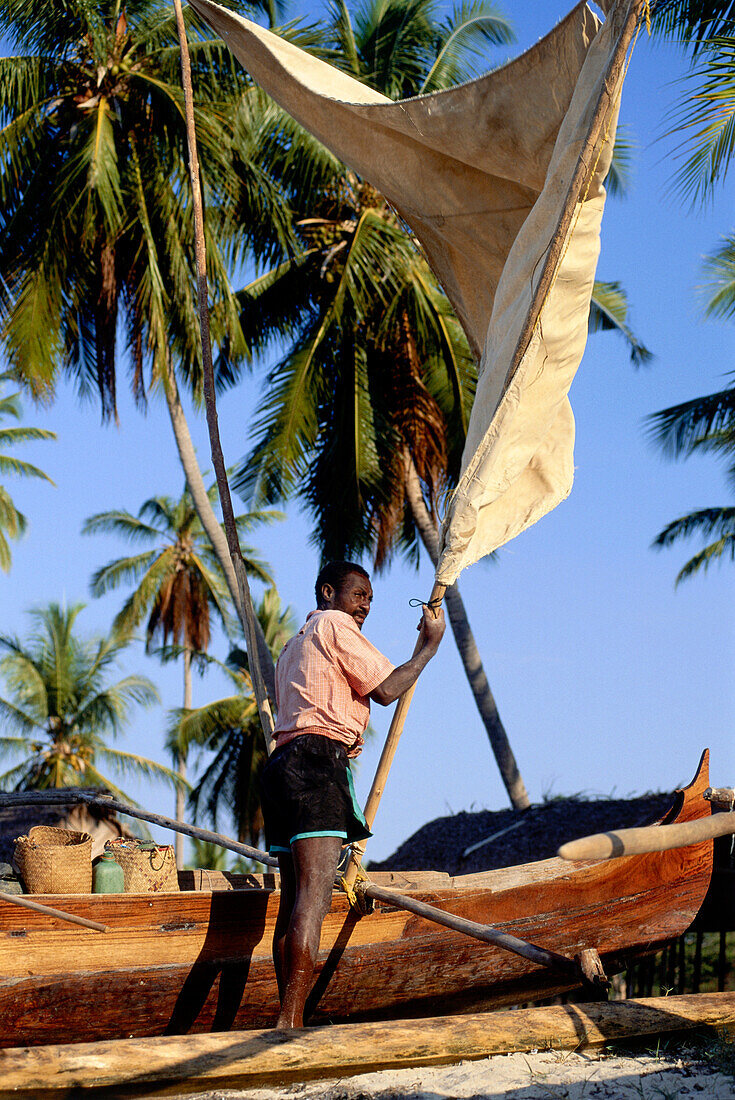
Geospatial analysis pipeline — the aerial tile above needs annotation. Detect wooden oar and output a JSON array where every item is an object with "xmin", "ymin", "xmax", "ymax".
[
  {"xmin": 343, "ymin": 580, "xmax": 447, "ymax": 887},
  {"xmin": 558, "ymin": 812, "xmax": 735, "ymax": 861},
  {"xmin": 0, "ymin": 891, "xmax": 108, "ymax": 932}
]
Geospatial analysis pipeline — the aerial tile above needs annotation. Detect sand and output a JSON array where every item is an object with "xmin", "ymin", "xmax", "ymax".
[{"xmin": 173, "ymin": 1043, "xmax": 735, "ymax": 1099}]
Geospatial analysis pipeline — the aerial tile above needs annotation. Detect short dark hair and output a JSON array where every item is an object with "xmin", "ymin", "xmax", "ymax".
[{"xmin": 315, "ymin": 561, "xmax": 370, "ymax": 608}]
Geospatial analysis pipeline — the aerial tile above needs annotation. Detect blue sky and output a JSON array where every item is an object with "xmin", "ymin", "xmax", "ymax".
[{"xmin": 1, "ymin": 1, "xmax": 733, "ymax": 862}]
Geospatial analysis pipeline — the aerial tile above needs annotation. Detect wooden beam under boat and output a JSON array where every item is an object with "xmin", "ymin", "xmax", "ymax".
[
  {"xmin": 3, "ymin": 993, "xmax": 735, "ymax": 1098},
  {"xmin": 0, "ymin": 750, "xmax": 714, "ymax": 1048}
]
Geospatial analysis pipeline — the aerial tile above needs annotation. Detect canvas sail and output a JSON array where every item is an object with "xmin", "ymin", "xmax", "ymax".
[{"xmin": 188, "ymin": 0, "xmax": 638, "ymax": 585}]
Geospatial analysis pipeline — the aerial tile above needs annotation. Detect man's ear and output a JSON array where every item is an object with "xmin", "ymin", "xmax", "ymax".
[{"xmin": 320, "ymin": 582, "xmax": 335, "ymax": 607}]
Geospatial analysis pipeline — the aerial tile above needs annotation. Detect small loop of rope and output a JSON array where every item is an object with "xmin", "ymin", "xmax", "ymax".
[
  {"xmin": 409, "ymin": 596, "xmax": 444, "ymax": 612},
  {"xmin": 339, "ymin": 864, "xmax": 372, "ymax": 915}
]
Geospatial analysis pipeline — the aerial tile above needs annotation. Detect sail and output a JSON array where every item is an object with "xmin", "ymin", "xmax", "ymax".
[{"xmin": 188, "ymin": 0, "xmax": 636, "ymax": 585}]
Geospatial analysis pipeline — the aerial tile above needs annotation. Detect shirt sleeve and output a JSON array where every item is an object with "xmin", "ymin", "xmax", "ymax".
[{"xmin": 325, "ymin": 616, "xmax": 394, "ymax": 697}]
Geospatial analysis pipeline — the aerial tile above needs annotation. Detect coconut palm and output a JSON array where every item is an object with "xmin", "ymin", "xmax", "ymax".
[
  {"xmin": 232, "ymin": 0, "xmax": 648, "ymax": 811},
  {"xmin": 648, "ymin": 5, "xmax": 735, "ymax": 579},
  {"xmin": 648, "ymin": 368, "xmax": 735, "ymax": 582},
  {"xmin": 653, "ymin": 2, "xmax": 735, "ymax": 52},
  {"xmin": 0, "ymin": 371, "xmax": 55, "ymax": 571},
  {"xmin": 649, "ymin": 234, "xmax": 735, "ymax": 580},
  {"xmin": 82, "ymin": 482, "xmax": 278, "ymax": 861},
  {"xmin": 0, "ymin": 0, "xmax": 298, "ymax": 697},
  {"xmin": 167, "ymin": 588, "xmax": 296, "ymax": 846},
  {"xmin": 0, "ymin": 602, "xmax": 175, "ymax": 799}
]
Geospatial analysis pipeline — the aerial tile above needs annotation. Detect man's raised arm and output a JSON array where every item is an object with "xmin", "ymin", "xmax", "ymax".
[{"xmin": 370, "ymin": 605, "xmax": 446, "ymax": 706}]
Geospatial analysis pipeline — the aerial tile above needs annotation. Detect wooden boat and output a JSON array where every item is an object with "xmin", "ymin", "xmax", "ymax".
[{"xmin": 0, "ymin": 751, "xmax": 713, "ymax": 1048}]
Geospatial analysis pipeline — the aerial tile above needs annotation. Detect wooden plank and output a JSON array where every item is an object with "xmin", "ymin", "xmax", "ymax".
[
  {"xmin": 180, "ymin": 869, "xmax": 452, "ymax": 892},
  {"xmin": 362, "ymin": 882, "xmax": 578, "ymax": 973},
  {"xmin": 3, "ymin": 993, "xmax": 735, "ymax": 1098},
  {"xmin": 0, "ymin": 892, "xmax": 108, "ymax": 932}
]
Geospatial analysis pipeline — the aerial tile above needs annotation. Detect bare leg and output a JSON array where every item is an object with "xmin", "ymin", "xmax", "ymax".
[
  {"xmin": 276, "ymin": 835, "xmax": 342, "ymax": 1030},
  {"xmin": 273, "ymin": 853, "xmax": 296, "ymax": 1001}
]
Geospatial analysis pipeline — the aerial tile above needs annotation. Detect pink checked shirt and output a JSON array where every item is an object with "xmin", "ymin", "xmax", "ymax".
[{"xmin": 273, "ymin": 610, "xmax": 394, "ymax": 757}]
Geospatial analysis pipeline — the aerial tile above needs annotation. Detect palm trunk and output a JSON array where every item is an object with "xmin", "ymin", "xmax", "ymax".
[
  {"xmin": 404, "ymin": 454, "xmax": 530, "ymax": 811},
  {"xmin": 172, "ymin": 0, "xmax": 275, "ymax": 751},
  {"xmin": 173, "ymin": 646, "xmax": 192, "ymax": 868},
  {"xmin": 160, "ymin": 354, "xmax": 275, "ymax": 696}
]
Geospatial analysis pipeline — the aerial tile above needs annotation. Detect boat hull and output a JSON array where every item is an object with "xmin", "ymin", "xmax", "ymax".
[{"xmin": 0, "ymin": 752, "xmax": 713, "ymax": 1046}]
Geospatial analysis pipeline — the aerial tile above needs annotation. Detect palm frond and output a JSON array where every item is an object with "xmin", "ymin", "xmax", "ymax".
[
  {"xmin": 652, "ymin": 1, "xmax": 735, "ymax": 52},
  {"xmin": 604, "ymin": 126, "xmax": 635, "ymax": 199},
  {"xmin": 422, "ymin": 1, "xmax": 515, "ymax": 92},
  {"xmin": 701, "ymin": 231, "xmax": 735, "ymax": 319},
  {"xmin": 652, "ymin": 500, "xmax": 735, "ymax": 583},
  {"xmin": 647, "ymin": 384, "xmax": 735, "ymax": 456},
  {"xmin": 663, "ymin": 36, "xmax": 735, "ymax": 204},
  {"xmin": 588, "ymin": 280, "xmax": 653, "ymax": 366}
]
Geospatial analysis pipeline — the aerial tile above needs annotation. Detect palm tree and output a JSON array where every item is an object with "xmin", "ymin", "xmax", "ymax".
[
  {"xmin": 83, "ymin": 483, "xmax": 277, "ymax": 861},
  {"xmin": 0, "ymin": 0, "xmax": 294, "ymax": 696},
  {"xmin": 0, "ymin": 371, "xmax": 55, "ymax": 571},
  {"xmin": 649, "ymin": 236, "xmax": 735, "ymax": 580},
  {"xmin": 0, "ymin": 602, "xmax": 175, "ymax": 799},
  {"xmin": 648, "ymin": 4, "xmax": 735, "ymax": 579},
  {"xmin": 167, "ymin": 588, "xmax": 296, "ymax": 846},
  {"xmin": 232, "ymin": 0, "xmax": 647, "ymax": 811}
]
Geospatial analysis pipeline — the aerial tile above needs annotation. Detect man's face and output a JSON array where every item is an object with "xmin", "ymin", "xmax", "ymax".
[{"xmin": 322, "ymin": 572, "xmax": 374, "ymax": 630}]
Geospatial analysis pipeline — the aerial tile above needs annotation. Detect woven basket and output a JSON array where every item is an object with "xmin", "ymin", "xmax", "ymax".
[
  {"xmin": 104, "ymin": 837, "xmax": 179, "ymax": 893},
  {"xmin": 14, "ymin": 826, "xmax": 93, "ymax": 894}
]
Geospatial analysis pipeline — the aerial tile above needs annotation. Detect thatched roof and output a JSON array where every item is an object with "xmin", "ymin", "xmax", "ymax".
[{"xmin": 370, "ymin": 792, "xmax": 675, "ymax": 876}]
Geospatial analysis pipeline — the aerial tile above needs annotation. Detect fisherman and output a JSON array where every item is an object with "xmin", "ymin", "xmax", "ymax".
[{"xmin": 260, "ymin": 560, "xmax": 446, "ymax": 1030}]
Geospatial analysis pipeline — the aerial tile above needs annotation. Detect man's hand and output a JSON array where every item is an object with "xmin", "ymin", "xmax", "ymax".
[
  {"xmin": 370, "ymin": 603, "xmax": 446, "ymax": 707},
  {"xmin": 417, "ymin": 604, "xmax": 446, "ymax": 653}
]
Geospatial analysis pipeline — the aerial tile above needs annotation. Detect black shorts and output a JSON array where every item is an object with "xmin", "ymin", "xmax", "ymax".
[{"xmin": 259, "ymin": 734, "xmax": 372, "ymax": 855}]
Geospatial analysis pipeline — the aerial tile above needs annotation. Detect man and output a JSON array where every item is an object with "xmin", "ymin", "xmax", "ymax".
[{"xmin": 259, "ymin": 560, "xmax": 446, "ymax": 1029}]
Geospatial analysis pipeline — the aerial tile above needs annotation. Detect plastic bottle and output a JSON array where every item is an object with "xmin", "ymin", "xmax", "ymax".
[{"xmin": 92, "ymin": 852, "xmax": 125, "ymax": 893}]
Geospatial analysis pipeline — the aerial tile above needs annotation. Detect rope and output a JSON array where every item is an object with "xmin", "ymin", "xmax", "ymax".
[
  {"xmin": 339, "ymin": 862, "xmax": 373, "ymax": 914},
  {"xmin": 408, "ymin": 596, "xmax": 444, "ymax": 614}
]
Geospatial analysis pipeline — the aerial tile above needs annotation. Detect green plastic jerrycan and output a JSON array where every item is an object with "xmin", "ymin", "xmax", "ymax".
[{"xmin": 93, "ymin": 851, "xmax": 125, "ymax": 893}]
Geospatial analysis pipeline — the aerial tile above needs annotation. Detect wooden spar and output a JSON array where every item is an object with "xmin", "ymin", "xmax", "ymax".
[
  {"xmin": 360, "ymin": 881, "xmax": 577, "ymax": 973},
  {"xmin": 501, "ymin": 0, "xmax": 646, "ymax": 396},
  {"xmin": 4, "ymin": 994, "xmax": 735, "ymax": 1097},
  {"xmin": 343, "ymin": 579, "xmax": 447, "ymax": 886},
  {"xmin": 0, "ymin": 790, "xmax": 278, "ymax": 868},
  {"xmin": 0, "ymin": 892, "xmax": 108, "ymax": 933},
  {"xmin": 558, "ymin": 811, "xmax": 735, "ymax": 861},
  {"xmin": 171, "ymin": 0, "xmax": 275, "ymax": 749}
]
